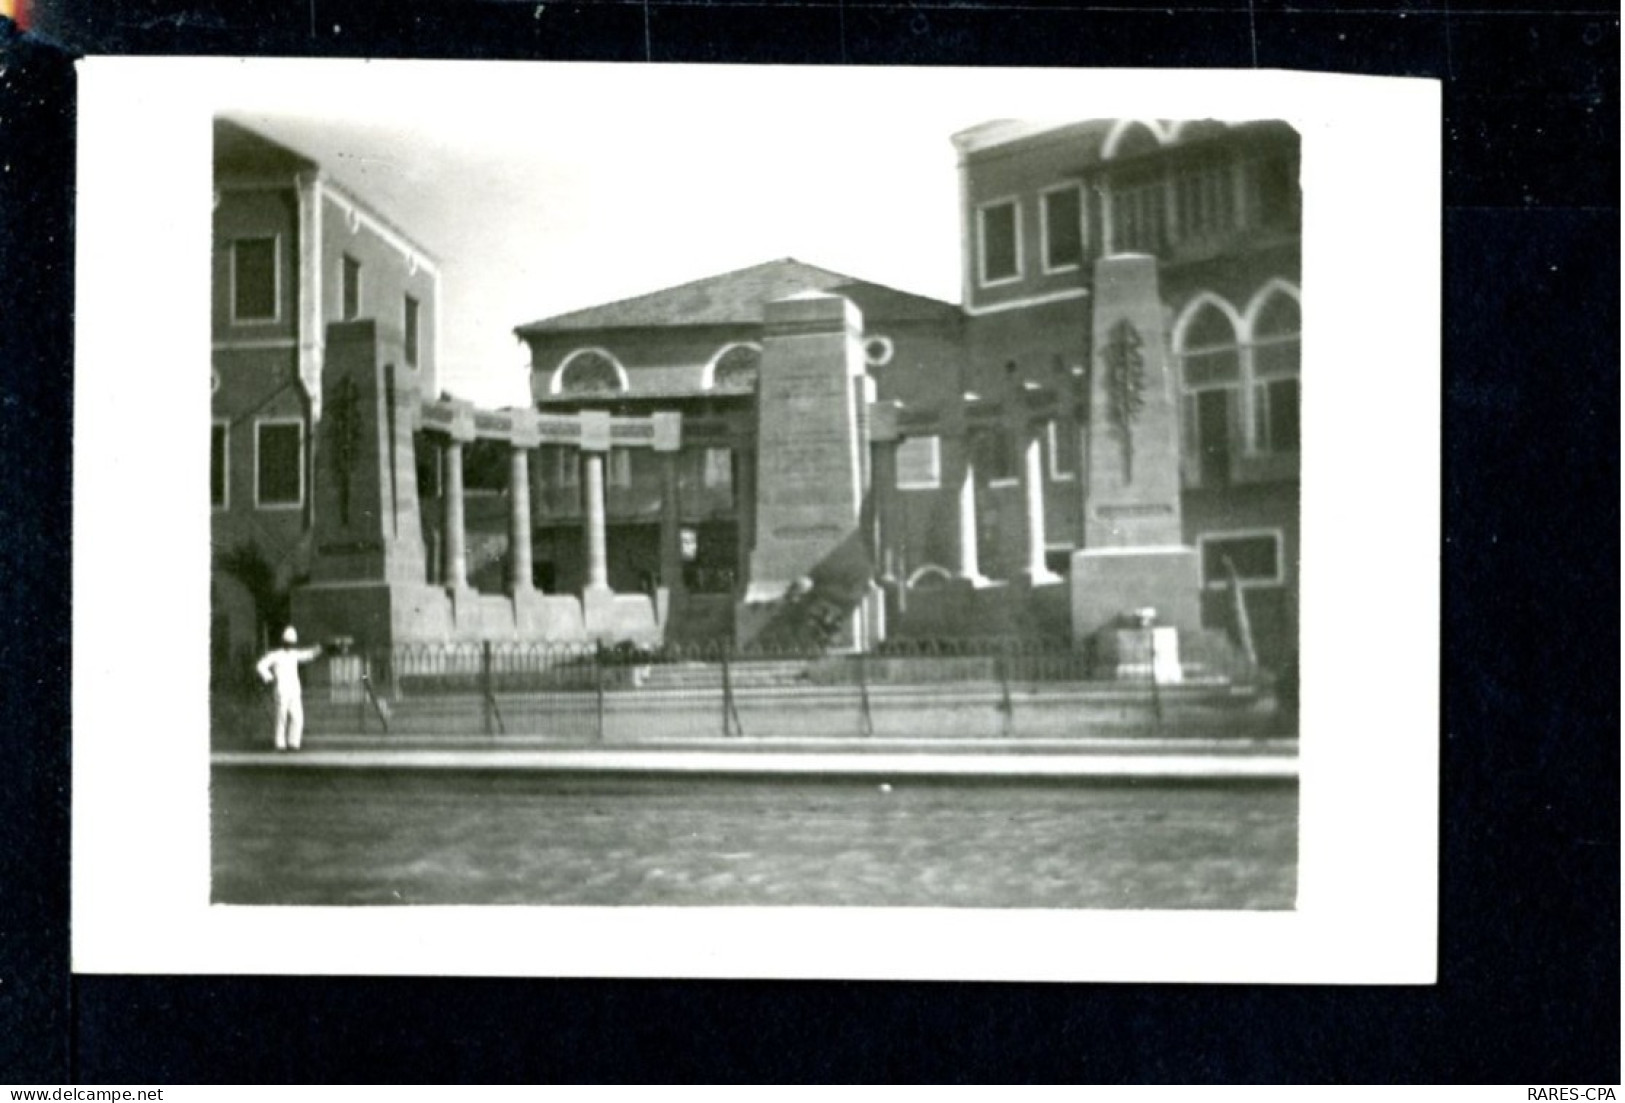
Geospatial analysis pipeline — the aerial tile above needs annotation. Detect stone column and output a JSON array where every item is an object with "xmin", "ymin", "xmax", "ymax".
[
  {"xmin": 870, "ymin": 438, "xmax": 900, "ymax": 583},
  {"xmin": 442, "ymin": 438, "xmax": 467, "ymax": 589},
  {"xmin": 1020, "ymin": 426, "xmax": 1061, "ymax": 584},
  {"xmin": 954, "ymin": 441, "xmax": 985, "ymax": 584},
  {"xmin": 582, "ymin": 451, "xmax": 609, "ymax": 593},
  {"xmin": 659, "ymin": 450, "xmax": 684, "ymax": 593},
  {"xmin": 508, "ymin": 446, "xmax": 533, "ymax": 593},
  {"xmin": 734, "ymin": 446, "xmax": 755, "ymax": 590},
  {"xmin": 1099, "ymin": 180, "xmax": 1115, "ymax": 256}
]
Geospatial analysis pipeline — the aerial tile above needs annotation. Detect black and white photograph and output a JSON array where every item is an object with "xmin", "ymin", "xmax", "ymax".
[{"xmin": 74, "ymin": 61, "xmax": 1438, "ymax": 982}]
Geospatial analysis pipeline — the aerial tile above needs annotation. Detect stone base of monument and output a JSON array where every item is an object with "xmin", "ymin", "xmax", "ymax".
[
  {"xmin": 291, "ymin": 581, "xmax": 455, "ymax": 650},
  {"xmin": 1095, "ymin": 626, "xmax": 1184, "ymax": 683},
  {"xmin": 293, "ymin": 580, "xmax": 670, "ymax": 646},
  {"xmin": 1069, "ymin": 545, "xmax": 1202, "ymax": 644}
]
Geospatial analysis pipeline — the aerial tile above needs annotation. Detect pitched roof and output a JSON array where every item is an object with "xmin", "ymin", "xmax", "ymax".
[{"xmin": 515, "ymin": 258, "xmax": 960, "ymax": 336}]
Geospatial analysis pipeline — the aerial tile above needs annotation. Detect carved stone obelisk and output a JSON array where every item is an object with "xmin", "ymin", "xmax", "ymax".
[{"xmin": 1071, "ymin": 255, "xmax": 1202, "ymax": 673}]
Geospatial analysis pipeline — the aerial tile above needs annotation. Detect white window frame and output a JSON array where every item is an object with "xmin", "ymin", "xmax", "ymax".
[
  {"xmin": 1046, "ymin": 421, "xmax": 1077, "ymax": 482},
  {"xmin": 550, "ymin": 347, "xmax": 630, "ymax": 396},
  {"xmin": 702, "ymin": 341, "xmax": 763, "ymax": 390},
  {"xmin": 976, "ymin": 196, "xmax": 1023, "ymax": 288},
  {"xmin": 253, "ymin": 417, "xmax": 305, "ymax": 510},
  {"xmin": 1197, "ymin": 528, "xmax": 1285, "ymax": 591},
  {"xmin": 1239, "ymin": 281, "xmax": 1302, "ymax": 456},
  {"xmin": 229, "ymin": 235, "xmax": 281, "ymax": 325},
  {"xmin": 1039, "ymin": 182, "xmax": 1086, "ymax": 274},
  {"xmin": 895, "ymin": 435, "xmax": 941, "ymax": 490},
  {"xmin": 905, "ymin": 564, "xmax": 954, "ymax": 589},
  {"xmin": 211, "ymin": 419, "xmax": 230, "ymax": 511}
]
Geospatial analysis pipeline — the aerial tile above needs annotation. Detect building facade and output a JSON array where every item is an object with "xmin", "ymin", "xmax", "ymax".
[
  {"xmin": 211, "ymin": 120, "xmax": 441, "ymax": 667},
  {"xmin": 218, "ymin": 116, "xmax": 1299, "ymax": 671},
  {"xmin": 505, "ymin": 118, "xmax": 1301, "ymax": 663}
]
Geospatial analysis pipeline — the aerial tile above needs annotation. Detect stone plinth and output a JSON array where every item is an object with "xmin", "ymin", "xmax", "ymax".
[
  {"xmin": 1072, "ymin": 546, "xmax": 1201, "ymax": 643},
  {"xmin": 1095, "ymin": 626, "xmax": 1185, "ymax": 683},
  {"xmin": 737, "ymin": 292, "xmax": 874, "ymax": 648}
]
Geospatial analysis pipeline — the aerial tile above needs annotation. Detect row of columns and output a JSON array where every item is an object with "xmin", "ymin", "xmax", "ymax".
[
  {"xmin": 869, "ymin": 419, "xmax": 1063, "ymax": 591},
  {"xmin": 431, "ymin": 436, "xmax": 703, "ymax": 600},
  {"xmin": 434, "ymin": 417, "xmax": 1059, "ymax": 600}
]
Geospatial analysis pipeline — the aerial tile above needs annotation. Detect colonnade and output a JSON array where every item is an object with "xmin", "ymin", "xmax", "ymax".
[
  {"xmin": 421, "ymin": 404, "xmax": 685, "ymax": 600},
  {"xmin": 868, "ymin": 409, "xmax": 1065, "ymax": 592}
]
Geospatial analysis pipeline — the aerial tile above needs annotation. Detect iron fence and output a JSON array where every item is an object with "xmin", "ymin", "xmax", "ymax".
[{"xmin": 213, "ymin": 634, "xmax": 1289, "ymax": 746}]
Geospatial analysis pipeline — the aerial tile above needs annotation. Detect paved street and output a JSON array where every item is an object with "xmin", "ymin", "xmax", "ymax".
[{"xmin": 211, "ymin": 745, "xmax": 1298, "ymax": 908}]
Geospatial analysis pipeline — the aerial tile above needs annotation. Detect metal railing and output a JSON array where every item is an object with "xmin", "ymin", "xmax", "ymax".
[{"xmin": 212, "ymin": 633, "xmax": 1288, "ymax": 746}]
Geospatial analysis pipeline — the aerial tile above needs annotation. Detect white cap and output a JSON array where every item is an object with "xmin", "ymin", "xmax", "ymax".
[{"xmin": 282, "ymin": 627, "xmax": 298, "ymax": 645}]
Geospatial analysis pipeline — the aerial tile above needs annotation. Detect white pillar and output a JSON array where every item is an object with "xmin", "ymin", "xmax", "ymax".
[
  {"xmin": 442, "ymin": 439, "xmax": 467, "ymax": 589},
  {"xmin": 1021, "ymin": 427, "xmax": 1060, "ymax": 584},
  {"xmin": 955, "ymin": 442, "xmax": 985, "ymax": 584},
  {"xmin": 508, "ymin": 447, "xmax": 533, "ymax": 593},
  {"xmin": 582, "ymin": 451, "xmax": 609, "ymax": 593}
]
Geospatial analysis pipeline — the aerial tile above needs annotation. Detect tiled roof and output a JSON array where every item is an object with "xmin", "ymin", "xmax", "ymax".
[{"xmin": 516, "ymin": 258, "xmax": 960, "ymax": 335}]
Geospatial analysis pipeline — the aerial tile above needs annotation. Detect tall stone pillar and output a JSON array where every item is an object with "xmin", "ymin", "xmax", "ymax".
[
  {"xmin": 734, "ymin": 446, "xmax": 755, "ymax": 590},
  {"xmin": 1071, "ymin": 253, "xmax": 1201, "ymax": 653},
  {"xmin": 870, "ymin": 439, "xmax": 900, "ymax": 583},
  {"xmin": 659, "ymin": 450, "xmax": 684, "ymax": 593},
  {"xmin": 737, "ymin": 292, "xmax": 872, "ymax": 648},
  {"xmin": 508, "ymin": 446, "xmax": 534, "ymax": 594},
  {"xmin": 442, "ymin": 439, "xmax": 468, "ymax": 590},
  {"xmin": 1020, "ymin": 426, "xmax": 1060, "ymax": 584}
]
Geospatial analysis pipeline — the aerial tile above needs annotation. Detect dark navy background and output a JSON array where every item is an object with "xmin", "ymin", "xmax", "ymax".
[{"xmin": 1, "ymin": 0, "xmax": 1617, "ymax": 1083}]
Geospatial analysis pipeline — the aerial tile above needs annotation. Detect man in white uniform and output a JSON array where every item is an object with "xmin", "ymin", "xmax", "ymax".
[{"xmin": 256, "ymin": 626, "xmax": 324, "ymax": 751}]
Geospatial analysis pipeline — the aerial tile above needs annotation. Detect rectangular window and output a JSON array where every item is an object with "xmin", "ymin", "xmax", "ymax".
[
  {"xmin": 1115, "ymin": 181, "xmax": 1165, "ymax": 254},
  {"xmin": 211, "ymin": 421, "xmax": 229, "ymax": 509},
  {"xmin": 1252, "ymin": 378, "xmax": 1301, "ymax": 454},
  {"xmin": 404, "ymin": 295, "xmax": 421, "ymax": 367},
  {"xmin": 1041, "ymin": 185, "xmax": 1084, "ymax": 272},
  {"xmin": 342, "ymin": 255, "xmax": 362, "ymax": 320},
  {"xmin": 978, "ymin": 199, "xmax": 1020, "ymax": 285},
  {"xmin": 896, "ymin": 436, "xmax": 941, "ymax": 490},
  {"xmin": 231, "ymin": 237, "xmax": 277, "ymax": 322},
  {"xmin": 1174, "ymin": 165, "xmax": 1235, "ymax": 242},
  {"xmin": 1199, "ymin": 531, "xmax": 1284, "ymax": 589},
  {"xmin": 1253, "ymin": 155, "xmax": 1300, "ymax": 229},
  {"xmin": 255, "ymin": 420, "xmax": 303, "ymax": 508},
  {"xmin": 1047, "ymin": 421, "xmax": 1078, "ymax": 481}
]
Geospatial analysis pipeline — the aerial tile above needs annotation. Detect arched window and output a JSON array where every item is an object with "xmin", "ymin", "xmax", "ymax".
[
  {"xmin": 709, "ymin": 343, "xmax": 761, "ymax": 390},
  {"xmin": 1247, "ymin": 287, "xmax": 1301, "ymax": 454},
  {"xmin": 1175, "ymin": 297, "xmax": 1244, "ymax": 486},
  {"xmin": 554, "ymin": 348, "xmax": 627, "ymax": 396}
]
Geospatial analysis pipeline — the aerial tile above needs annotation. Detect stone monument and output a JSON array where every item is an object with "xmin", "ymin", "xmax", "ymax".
[
  {"xmin": 1071, "ymin": 254, "xmax": 1202, "ymax": 676},
  {"xmin": 736, "ymin": 292, "xmax": 880, "ymax": 649},
  {"xmin": 290, "ymin": 320, "xmax": 452, "ymax": 648}
]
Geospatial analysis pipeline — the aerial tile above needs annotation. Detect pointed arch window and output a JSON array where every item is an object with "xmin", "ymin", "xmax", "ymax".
[
  {"xmin": 1249, "ymin": 291, "xmax": 1300, "ymax": 454},
  {"xmin": 1176, "ymin": 300, "xmax": 1244, "ymax": 487}
]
